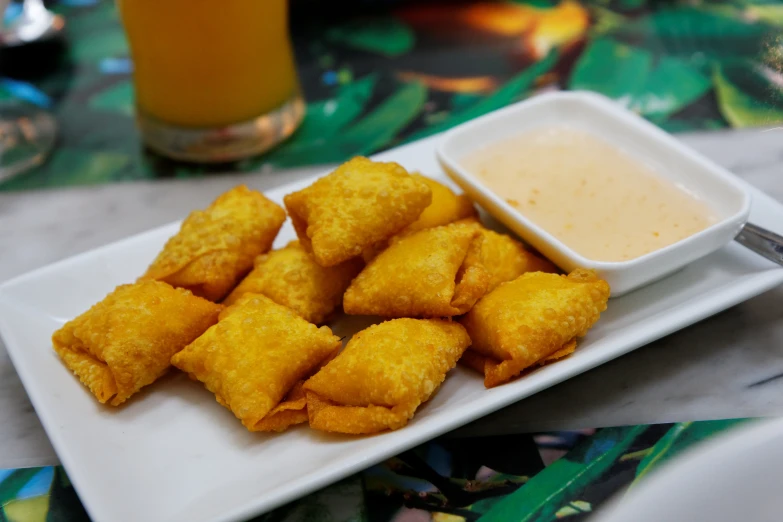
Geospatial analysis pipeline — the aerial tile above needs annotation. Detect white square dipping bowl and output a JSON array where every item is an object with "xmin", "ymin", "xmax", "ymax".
[{"xmin": 436, "ymin": 91, "xmax": 752, "ymax": 296}]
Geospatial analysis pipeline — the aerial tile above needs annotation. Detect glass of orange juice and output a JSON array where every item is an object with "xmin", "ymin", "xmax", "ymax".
[{"xmin": 117, "ymin": 0, "xmax": 304, "ymax": 162}]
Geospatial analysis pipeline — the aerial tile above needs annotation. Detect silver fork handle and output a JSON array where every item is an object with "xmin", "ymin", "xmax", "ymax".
[{"xmin": 735, "ymin": 222, "xmax": 783, "ymax": 267}]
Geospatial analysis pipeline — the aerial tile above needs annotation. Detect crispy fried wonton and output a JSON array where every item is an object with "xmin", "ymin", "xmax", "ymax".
[
  {"xmin": 283, "ymin": 157, "xmax": 432, "ymax": 267},
  {"xmin": 403, "ymin": 175, "xmax": 477, "ymax": 234},
  {"xmin": 52, "ymin": 281, "xmax": 222, "ymax": 406},
  {"xmin": 344, "ymin": 222, "xmax": 490, "ymax": 317},
  {"xmin": 459, "ymin": 220, "xmax": 559, "ymax": 291},
  {"xmin": 362, "ymin": 175, "xmax": 477, "ymax": 262},
  {"xmin": 304, "ymin": 318, "xmax": 470, "ymax": 434},
  {"xmin": 223, "ymin": 240, "xmax": 363, "ymax": 324},
  {"xmin": 461, "ymin": 269, "xmax": 610, "ymax": 388},
  {"xmin": 460, "ymin": 339, "xmax": 576, "ymax": 376},
  {"xmin": 141, "ymin": 185, "xmax": 286, "ymax": 301},
  {"xmin": 171, "ymin": 294, "xmax": 341, "ymax": 432}
]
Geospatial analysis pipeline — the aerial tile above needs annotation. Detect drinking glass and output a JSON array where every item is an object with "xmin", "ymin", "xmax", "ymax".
[
  {"xmin": 0, "ymin": 0, "xmax": 57, "ymax": 183},
  {"xmin": 117, "ymin": 0, "xmax": 305, "ymax": 163}
]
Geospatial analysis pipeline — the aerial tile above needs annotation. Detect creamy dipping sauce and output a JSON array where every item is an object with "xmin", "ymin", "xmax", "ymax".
[{"xmin": 462, "ymin": 126, "xmax": 716, "ymax": 262}]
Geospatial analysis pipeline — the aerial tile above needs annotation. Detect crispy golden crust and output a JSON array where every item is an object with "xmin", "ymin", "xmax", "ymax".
[
  {"xmin": 140, "ymin": 185, "xmax": 286, "ymax": 301},
  {"xmin": 253, "ymin": 382, "xmax": 309, "ymax": 433},
  {"xmin": 52, "ymin": 281, "xmax": 222, "ymax": 406},
  {"xmin": 541, "ymin": 339, "xmax": 578, "ymax": 363},
  {"xmin": 283, "ymin": 157, "xmax": 432, "ymax": 267},
  {"xmin": 403, "ymin": 175, "xmax": 477, "ymax": 234},
  {"xmin": 362, "ymin": 175, "xmax": 478, "ymax": 262},
  {"xmin": 223, "ymin": 240, "xmax": 363, "ymax": 324},
  {"xmin": 458, "ymin": 219, "xmax": 559, "ymax": 290},
  {"xmin": 304, "ymin": 392, "xmax": 411, "ymax": 434},
  {"xmin": 460, "ymin": 339, "xmax": 577, "ymax": 376},
  {"xmin": 304, "ymin": 318, "xmax": 470, "ymax": 434},
  {"xmin": 343, "ymin": 223, "xmax": 491, "ymax": 318},
  {"xmin": 171, "ymin": 294, "xmax": 341, "ymax": 432},
  {"xmin": 478, "ymin": 229, "xmax": 558, "ymax": 291},
  {"xmin": 461, "ymin": 269, "xmax": 609, "ymax": 388}
]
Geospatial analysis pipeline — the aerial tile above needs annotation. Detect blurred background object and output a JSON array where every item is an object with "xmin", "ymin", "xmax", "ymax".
[
  {"xmin": 0, "ymin": 100, "xmax": 56, "ymax": 182},
  {"xmin": 0, "ymin": 0, "xmax": 61, "ymax": 183},
  {"xmin": 2, "ymin": 0, "xmax": 63, "ymax": 47},
  {"xmin": 0, "ymin": 0, "xmax": 781, "ymax": 190}
]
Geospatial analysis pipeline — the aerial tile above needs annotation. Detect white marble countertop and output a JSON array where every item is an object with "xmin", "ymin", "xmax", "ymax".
[{"xmin": 1, "ymin": 128, "xmax": 782, "ymax": 468}]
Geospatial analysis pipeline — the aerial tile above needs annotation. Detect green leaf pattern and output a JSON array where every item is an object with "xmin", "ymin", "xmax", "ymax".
[
  {"xmin": 0, "ymin": 419, "xmax": 758, "ymax": 521},
  {"xmin": 477, "ymin": 426, "xmax": 648, "ymax": 522},
  {"xmin": 633, "ymin": 419, "xmax": 751, "ymax": 484},
  {"xmin": 2, "ymin": 0, "xmax": 783, "ymax": 189}
]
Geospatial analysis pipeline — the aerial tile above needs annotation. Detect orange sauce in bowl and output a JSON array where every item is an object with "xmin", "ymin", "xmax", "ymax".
[{"xmin": 462, "ymin": 126, "xmax": 716, "ymax": 262}]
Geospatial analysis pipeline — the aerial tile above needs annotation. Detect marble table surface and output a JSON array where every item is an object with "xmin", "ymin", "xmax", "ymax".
[{"xmin": 1, "ymin": 128, "xmax": 782, "ymax": 469}]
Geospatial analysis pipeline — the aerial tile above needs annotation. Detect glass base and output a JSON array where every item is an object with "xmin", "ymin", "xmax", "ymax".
[{"xmin": 137, "ymin": 94, "xmax": 305, "ymax": 163}]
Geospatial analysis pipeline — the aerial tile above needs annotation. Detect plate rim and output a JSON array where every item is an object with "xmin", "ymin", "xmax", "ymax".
[{"xmin": 2, "ymin": 139, "xmax": 783, "ymax": 522}]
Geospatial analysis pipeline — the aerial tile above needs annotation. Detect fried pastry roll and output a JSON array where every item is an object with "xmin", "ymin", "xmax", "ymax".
[
  {"xmin": 304, "ymin": 318, "xmax": 470, "ymax": 434},
  {"xmin": 283, "ymin": 157, "xmax": 432, "ymax": 267},
  {"xmin": 223, "ymin": 240, "xmax": 362, "ymax": 324},
  {"xmin": 52, "ymin": 281, "xmax": 222, "ymax": 406},
  {"xmin": 141, "ymin": 185, "xmax": 286, "ymax": 301},
  {"xmin": 171, "ymin": 294, "xmax": 341, "ymax": 432},
  {"xmin": 461, "ymin": 269, "xmax": 610, "ymax": 387},
  {"xmin": 459, "ymin": 220, "xmax": 558, "ymax": 291},
  {"xmin": 344, "ymin": 222, "xmax": 490, "ymax": 317},
  {"xmin": 402, "ymin": 175, "xmax": 476, "ymax": 234}
]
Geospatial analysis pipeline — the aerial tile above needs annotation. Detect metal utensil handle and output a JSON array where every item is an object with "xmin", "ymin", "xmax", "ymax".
[{"xmin": 735, "ymin": 222, "xmax": 783, "ymax": 267}]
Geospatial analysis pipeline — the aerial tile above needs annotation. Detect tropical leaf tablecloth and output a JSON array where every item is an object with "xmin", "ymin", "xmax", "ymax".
[
  {"xmin": 1, "ymin": 0, "xmax": 783, "ymax": 191},
  {"xmin": 0, "ymin": 418, "xmax": 752, "ymax": 522}
]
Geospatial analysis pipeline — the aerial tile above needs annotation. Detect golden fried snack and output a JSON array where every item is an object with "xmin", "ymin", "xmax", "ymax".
[
  {"xmin": 254, "ymin": 382, "xmax": 308, "ymax": 432},
  {"xmin": 404, "ymin": 175, "xmax": 477, "ymax": 234},
  {"xmin": 304, "ymin": 318, "xmax": 470, "ymax": 434},
  {"xmin": 478, "ymin": 229, "xmax": 558, "ymax": 291},
  {"xmin": 223, "ymin": 240, "xmax": 363, "ymax": 324},
  {"xmin": 459, "ymin": 220, "xmax": 558, "ymax": 291},
  {"xmin": 344, "ymin": 223, "xmax": 491, "ymax": 317},
  {"xmin": 461, "ymin": 269, "xmax": 610, "ymax": 388},
  {"xmin": 460, "ymin": 339, "xmax": 576, "ymax": 376},
  {"xmin": 171, "ymin": 294, "xmax": 341, "ymax": 432},
  {"xmin": 362, "ymin": 175, "xmax": 477, "ymax": 262},
  {"xmin": 52, "ymin": 281, "xmax": 222, "ymax": 406},
  {"xmin": 141, "ymin": 185, "xmax": 286, "ymax": 301},
  {"xmin": 284, "ymin": 157, "xmax": 432, "ymax": 267}
]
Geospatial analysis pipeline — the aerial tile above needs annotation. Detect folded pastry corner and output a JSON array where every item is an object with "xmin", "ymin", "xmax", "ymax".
[
  {"xmin": 52, "ymin": 281, "xmax": 223, "ymax": 406},
  {"xmin": 253, "ymin": 382, "xmax": 309, "ymax": 433},
  {"xmin": 459, "ymin": 220, "xmax": 559, "ymax": 291},
  {"xmin": 400, "ymin": 174, "xmax": 477, "ymax": 235},
  {"xmin": 361, "ymin": 175, "xmax": 476, "ymax": 263},
  {"xmin": 460, "ymin": 339, "xmax": 577, "ymax": 377}
]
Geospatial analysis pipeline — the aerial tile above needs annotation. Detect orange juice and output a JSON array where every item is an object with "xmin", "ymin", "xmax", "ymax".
[{"xmin": 118, "ymin": 0, "xmax": 299, "ymax": 129}]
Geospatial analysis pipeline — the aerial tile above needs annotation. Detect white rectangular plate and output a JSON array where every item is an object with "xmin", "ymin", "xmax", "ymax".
[{"xmin": 1, "ymin": 134, "xmax": 782, "ymax": 522}]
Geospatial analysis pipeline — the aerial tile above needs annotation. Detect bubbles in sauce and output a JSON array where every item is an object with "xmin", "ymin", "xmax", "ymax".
[{"xmin": 461, "ymin": 126, "xmax": 717, "ymax": 262}]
